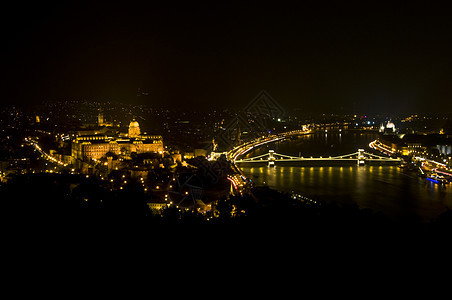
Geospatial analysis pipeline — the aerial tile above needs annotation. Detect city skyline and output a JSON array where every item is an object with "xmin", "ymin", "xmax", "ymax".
[
  {"xmin": 1, "ymin": 1, "xmax": 452, "ymax": 229},
  {"xmin": 0, "ymin": 92, "xmax": 451, "ymax": 227},
  {"xmin": 2, "ymin": 2, "xmax": 452, "ymax": 114}
]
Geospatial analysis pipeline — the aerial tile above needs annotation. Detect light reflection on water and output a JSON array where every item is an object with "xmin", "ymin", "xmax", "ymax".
[{"xmin": 240, "ymin": 132, "xmax": 452, "ymax": 221}]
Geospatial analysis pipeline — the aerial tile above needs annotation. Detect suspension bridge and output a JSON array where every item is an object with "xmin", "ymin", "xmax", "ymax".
[{"xmin": 234, "ymin": 149, "xmax": 401, "ymax": 166}]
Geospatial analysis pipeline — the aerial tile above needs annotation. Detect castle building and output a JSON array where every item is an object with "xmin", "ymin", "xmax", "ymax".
[
  {"xmin": 128, "ymin": 119, "xmax": 141, "ymax": 138},
  {"xmin": 72, "ymin": 119, "xmax": 163, "ymax": 161},
  {"xmin": 97, "ymin": 110, "xmax": 115, "ymax": 127}
]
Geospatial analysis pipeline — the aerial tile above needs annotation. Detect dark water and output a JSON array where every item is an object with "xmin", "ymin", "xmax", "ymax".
[{"xmin": 239, "ymin": 131, "xmax": 452, "ymax": 221}]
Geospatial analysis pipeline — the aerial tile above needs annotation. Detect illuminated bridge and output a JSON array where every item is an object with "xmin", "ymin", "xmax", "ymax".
[{"xmin": 235, "ymin": 149, "xmax": 401, "ymax": 166}]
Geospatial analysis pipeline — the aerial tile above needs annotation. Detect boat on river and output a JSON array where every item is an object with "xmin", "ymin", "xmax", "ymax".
[{"xmin": 427, "ymin": 173, "xmax": 449, "ymax": 184}]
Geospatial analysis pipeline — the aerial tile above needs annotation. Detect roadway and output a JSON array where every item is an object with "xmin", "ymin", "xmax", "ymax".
[
  {"xmin": 226, "ymin": 128, "xmax": 311, "ymax": 193},
  {"xmin": 24, "ymin": 137, "xmax": 68, "ymax": 167},
  {"xmin": 227, "ymin": 128, "xmax": 311, "ymax": 162},
  {"xmin": 369, "ymin": 138, "xmax": 452, "ymax": 179}
]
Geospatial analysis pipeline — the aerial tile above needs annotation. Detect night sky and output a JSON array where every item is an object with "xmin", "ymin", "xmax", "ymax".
[{"xmin": 2, "ymin": 1, "xmax": 452, "ymax": 114}]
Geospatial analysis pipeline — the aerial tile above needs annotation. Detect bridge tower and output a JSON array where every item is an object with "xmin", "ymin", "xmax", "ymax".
[
  {"xmin": 268, "ymin": 150, "xmax": 275, "ymax": 167},
  {"xmin": 357, "ymin": 149, "xmax": 365, "ymax": 165}
]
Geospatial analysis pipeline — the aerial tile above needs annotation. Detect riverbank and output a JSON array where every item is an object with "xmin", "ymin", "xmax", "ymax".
[{"xmin": 239, "ymin": 132, "xmax": 452, "ymax": 222}]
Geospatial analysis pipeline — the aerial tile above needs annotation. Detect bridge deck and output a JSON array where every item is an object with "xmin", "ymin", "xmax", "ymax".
[
  {"xmin": 235, "ymin": 158, "xmax": 400, "ymax": 163},
  {"xmin": 234, "ymin": 150, "xmax": 401, "ymax": 163}
]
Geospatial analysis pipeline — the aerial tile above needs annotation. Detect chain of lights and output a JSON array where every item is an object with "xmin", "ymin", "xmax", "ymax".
[{"xmin": 25, "ymin": 138, "xmax": 68, "ymax": 167}]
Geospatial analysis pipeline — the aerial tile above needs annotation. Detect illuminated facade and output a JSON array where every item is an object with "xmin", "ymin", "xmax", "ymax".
[
  {"xmin": 97, "ymin": 110, "xmax": 115, "ymax": 127},
  {"xmin": 72, "ymin": 119, "xmax": 163, "ymax": 161},
  {"xmin": 98, "ymin": 112, "xmax": 104, "ymax": 126},
  {"xmin": 379, "ymin": 121, "xmax": 397, "ymax": 133},
  {"xmin": 128, "ymin": 119, "xmax": 141, "ymax": 138}
]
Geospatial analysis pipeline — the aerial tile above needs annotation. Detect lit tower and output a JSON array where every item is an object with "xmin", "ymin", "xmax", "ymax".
[
  {"xmin": 98, "ymin": 111, "xmax": 104, "ymax": 126},
  {"xmin": 129, "ymin": 118, "xmax": 141, "ymax": 138},
  {"xmin": 268, "ymin": 150, "xmax": 275, "ymax": 167},
  {"xmin": 357, "ymin": 149, "xmax": 365, "ymax": 165}
]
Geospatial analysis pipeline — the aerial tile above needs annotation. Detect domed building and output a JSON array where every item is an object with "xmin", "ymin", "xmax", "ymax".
[
  {"xmin": 128, "ymin": 119, "xmax": 141, "ymax": 138},
  {"xmin": 379, "ymin": 121, "xmax": 397, "ymax": 134},
  {"xmin": 72, "ymin": 117, "xmax": 163, "ymax": 163},
  {"xmin": 386, "ymin": 121, "xmax": 396, "ymax": 132}
]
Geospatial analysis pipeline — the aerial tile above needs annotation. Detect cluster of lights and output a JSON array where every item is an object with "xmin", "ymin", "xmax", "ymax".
[
  {"xmin": 371, "ymin": 138, "xmax": 451, "ymax": 178},
  {"xmin": 163, "ymin": 191, "xmax": 177, "ymax": 208},
  {"xmin": 291, "ymin": 193, "xmax": 317, "ymax": 205},
  {"xmin": 369, "ymin": 140, "xmax": 396, "ymax": 155},
  {"xmin": 227, "ymin": 175, "xmax": 244, "ymax": 192},
  {"xmin": 400, "ymin": 114, "xmax": 418, "ymax": 123},
  {"xmin": 416, "ymin": 157, "xmax": 448, "ymax": 169},
  {"xmin": 228, "ymin": 127, "xmax": 311, "ymax": 163},
  {"xmin": 25, "ymin": 138, "xmax": 68, "ymax": 167},
  {"xmin": 139, "ymin": 177, "xmax": 148, "ymax": 192},
  {"xmin": 225, "ymin": 127, "xmax": 312, "ymax": 193}
]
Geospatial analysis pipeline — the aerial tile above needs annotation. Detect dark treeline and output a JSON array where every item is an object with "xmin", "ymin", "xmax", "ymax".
[{"xmin": 1, "ymin": 173, "xmax": 452, "ymax": 238}]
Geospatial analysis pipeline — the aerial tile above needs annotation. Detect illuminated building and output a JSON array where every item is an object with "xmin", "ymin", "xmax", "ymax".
[
  {"xmin": 98, "ymin": 111, "xmax": 104, "ymax": 126},
  {"xmin": 386, "ymin": 121, "xmax": 396, "ymax": 132},
  {"xmin": 147, "ymin": 202, "xmax": 167, "ymax": 211},
  {"xmin": 97, "ymin": 110, "xmax": 115, "ymax": 127},
  {"xmin": 128, "ymin": 119, "xmax": 141, "ymax": 138},
  {"xmin": 72, "ymin": 119, "xmax": 163, "ymax": 161},
  {"xmin": 378, "ymin": 134, "xmax": 428, "ymax": 156},
  {"xmin": 379, "ymin": 121, "xmax": 397, "ymax": 133},
  {"xmin": 437, "ymin": 144, "xmax": 451, "ymax": 155}
]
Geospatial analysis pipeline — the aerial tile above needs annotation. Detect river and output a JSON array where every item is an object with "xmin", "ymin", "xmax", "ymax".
[{"xmin": 239, "ymin": 131, "xmax": 452, "ymax": 222}]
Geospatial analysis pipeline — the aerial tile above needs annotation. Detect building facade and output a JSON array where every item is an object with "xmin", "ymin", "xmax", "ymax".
[
  {"xmin": 72, "ymin": 120, "xmax": 163, "ymax": 161},
  {"xmin": 128, "ymin": 119, "xmax": 141, "ymax": 138}
]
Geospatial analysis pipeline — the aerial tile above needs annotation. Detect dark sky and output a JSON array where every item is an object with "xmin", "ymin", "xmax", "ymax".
[{"xmin": 2, "ymin": 1, "xmax": 452, "ymax": 114}]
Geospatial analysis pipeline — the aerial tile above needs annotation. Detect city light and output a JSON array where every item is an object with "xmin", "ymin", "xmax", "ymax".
[{"xmin": 1, "ymin": 5, "xmax": 452, "ymax": 231}]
